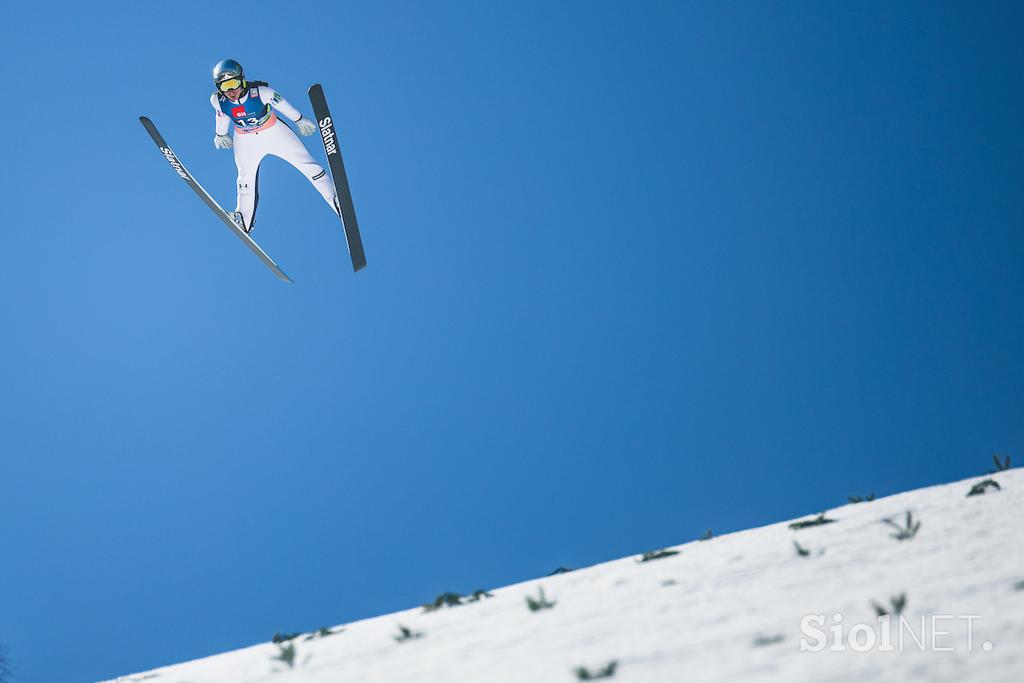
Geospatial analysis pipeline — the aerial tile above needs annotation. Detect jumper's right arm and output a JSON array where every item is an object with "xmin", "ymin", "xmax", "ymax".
[
  {"xmin": 211, "ymin": 94, "xmax": 231, "ymax": 135},
  {"xmin": 211, "ymin": 94, "xmax": 232, "ymax": 148}
]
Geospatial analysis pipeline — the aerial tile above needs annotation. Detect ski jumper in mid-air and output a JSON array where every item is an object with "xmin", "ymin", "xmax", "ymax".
[{"xmin": 210, "ymin": 59, "xmax": 338, "ymax": 234}]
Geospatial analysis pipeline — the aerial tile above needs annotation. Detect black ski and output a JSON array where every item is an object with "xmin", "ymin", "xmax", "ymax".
[
  {"xmin": 138, "ymin": 116, "xmax": 293, "ymax": 283},
  {"xmin": 307, "ymin": 84, "xmax": 367, "ymax": 272}
]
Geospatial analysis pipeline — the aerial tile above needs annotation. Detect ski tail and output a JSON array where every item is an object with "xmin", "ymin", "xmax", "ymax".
[
  {"xmin": 138, "ymin": 116, "xmax": 293, "ymax": 283},
  {"xmin": 307, "ymin": 85, "xmax": 367, "ymax": 272}
]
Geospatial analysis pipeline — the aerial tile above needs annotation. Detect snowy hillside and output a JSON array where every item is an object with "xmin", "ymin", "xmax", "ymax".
[{"xmin": 103, "ymin": 468, "xmax": 1024, "ymax": 683}]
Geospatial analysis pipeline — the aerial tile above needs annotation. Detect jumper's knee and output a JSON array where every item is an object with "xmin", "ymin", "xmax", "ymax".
[{"xmin": 237, "ymin": 176, "xmax": 256, "ymax": 197}]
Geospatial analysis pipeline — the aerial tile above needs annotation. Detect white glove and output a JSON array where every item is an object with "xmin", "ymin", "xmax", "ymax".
[
  {"xmin": 214, "ymin": 134, "xmax": 233, "ymax": 149},
  {"xmin": 295, "ymin": 116, "xmax": 317, "ymax": 136}
]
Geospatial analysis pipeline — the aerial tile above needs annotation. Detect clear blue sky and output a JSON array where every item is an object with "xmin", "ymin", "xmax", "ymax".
[{"xmin": 0, "ymin": 2, "xmax": 1021, "ymax": 681}]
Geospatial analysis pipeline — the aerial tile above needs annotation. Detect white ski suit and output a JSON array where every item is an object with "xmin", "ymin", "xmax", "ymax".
[{"xmin": 211, "ymin": 84, "xmax": 335, "ymax": 231}]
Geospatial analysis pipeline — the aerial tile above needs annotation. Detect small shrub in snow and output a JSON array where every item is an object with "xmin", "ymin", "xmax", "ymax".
[
  {"xmin": 883, "ymin": 511, "xmax": 921, "ymax": 541},
  {"xmin": 989, "ymin": 454, "xmax": 1012, "ymax": 473},
  {"xmin": 891, "ymin": 594, "xmax": 908, "ymax": 614},
  {"xmin": 526, "ymin": 586, "xmax": 556, "ymax": 612},
  {"xmin": 967, "ymin": 480, "xmax": 1001, "ymax": 497},
  {"xmin": 872, "ymin": 593, "xmax": 907, "ymax": 617},
  {"xmin": 394, "ymin": 625, "xmax": 423, "ymax": 643},
  {"xmin": 699, "ymin": 529, "xmax": 714, "ymax": 541},
  {"xmin": 1014, "ymin": 580, "xmax": 1024, "ymax": 592},
  {"xmin": 753, "ymin": 633, "xmax": 785, "ymax": 647},
  {"xmin": 789, "ymin": 513, "xmax": 836, "ymax": 530},
  {"xmin": 574, "ymin": 660, "xmax": 618, "ymax": 680},
  {"xmin": 422, "ymin": 589, "xmax": 493, "ymax": 612},
  {"xmin": 637, "ymin": 549, "xmax": 679, "ymax": 562},
  {"xmin": 848, "ymin": 493, "xmax": 876, "ymax": 503},
  {"xmin": 272, "ymin": 642, "xmax": 296, "ymax": 669},
  {"xmin": 549, "ymin": 566, "xmax": 573, "ymax": 576},
  {"xmin": 793, "ymin": 541, "xmax": 811, "ymax": 557},
  {"xmin": 423, "ymin": 591, "xmax": 464, "ymax": 612},
  {"xmin": 272, "ymin": 632, "xmax": 301, "ymax": 644},
  {"xmin": 304, "ymin": 626, "xmax": 342, "ymax": 641}
]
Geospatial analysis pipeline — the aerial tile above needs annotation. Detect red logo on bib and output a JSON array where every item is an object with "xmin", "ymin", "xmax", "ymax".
[{"xmin": 232, "ymin": 106, "xmax": 246, "ymax": 118}]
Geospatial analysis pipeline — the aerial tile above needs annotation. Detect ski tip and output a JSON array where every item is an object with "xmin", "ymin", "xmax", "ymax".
[
  {"xmin": 139, "ymin": 115, "xmax": 151, "ymax": 124},
  {"xmin": 307, "ymin": 83, "xmax": 322, "ymax": 95}
]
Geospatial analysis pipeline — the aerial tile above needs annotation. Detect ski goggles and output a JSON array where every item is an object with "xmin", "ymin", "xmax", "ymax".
[{"xmin": 218, "ymin": 77, "xmax": 244, "ymax": 92}]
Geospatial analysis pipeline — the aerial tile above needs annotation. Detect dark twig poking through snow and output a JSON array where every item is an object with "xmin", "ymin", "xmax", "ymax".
[
  {"xmin": 967, "ymin": 480, "xmax": 1002, "ymax": 497},
  {"xmin": 882, "ymin": 511, "xmax": 922, "ymax": 541},
  {"xmin": 789, "ymin": 514, "xmax": 836, "ymax": 530},
  {"xmin": 423, "ymin": 589, "xmax": 494, "ymax": 612},
  {"xmin": 423, "ymin": 592, "xmax": 465, "ymax": 612},
  {"xmin": 574, "ymin": 660, "xmax": 618, "ymax": 680},
  {"xmin": 272, "ymin": 643, "xmax": 296, "ymax": 669},
  {"xmin": 526, "ymin": 586, "xmax": 557, "ymax": 612},
  {"xmin": 990, "ymin": 454, "xmax": 1012, "ymax": 473},
  {"xmin": 753, "ymin": 633, "xmax": 785, "ymax": 647},
  {"xmin": 394, "ymin": 625, "xmax": 423, "ymax": 643},
  {"xmin": 872, "ymin": 593, "xmax": 907, "ymax": 617},
  {"xmin": 637, "ymin": 549, "xmax": 680, "ymax": 563},
  {"xmin": 304, "ymin": 627, "xmax": 342, "ymax": 641}
]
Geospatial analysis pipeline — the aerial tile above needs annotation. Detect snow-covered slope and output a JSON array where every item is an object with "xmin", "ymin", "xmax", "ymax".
[{"xmin": 103, "ymin": 469, "xmax": 1024, "ymax": 683}]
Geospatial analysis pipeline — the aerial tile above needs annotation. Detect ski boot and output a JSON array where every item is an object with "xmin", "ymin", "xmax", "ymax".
[{"xmin": 228, "ymin": 211, "xmax": 251, "ymax": 234}]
